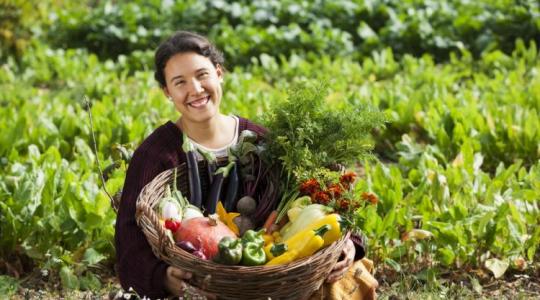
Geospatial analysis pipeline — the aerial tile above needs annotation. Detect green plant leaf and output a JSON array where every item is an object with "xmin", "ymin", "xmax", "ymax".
[
  {"xmin": 0, "ymin": 275, "xmax": 19, "ymax": 297},
  {"xmin": 60, "ymin": 266, "xmax": 80, "ymax": 290},
  {"xmin": 83, "ymin": 248, "xmax": 106, "ymax": 266}
]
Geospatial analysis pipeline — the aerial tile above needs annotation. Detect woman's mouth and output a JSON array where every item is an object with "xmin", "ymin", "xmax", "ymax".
[{"xmin": 187, "ymin": 96, "xmax": 210, "ymax": 108}]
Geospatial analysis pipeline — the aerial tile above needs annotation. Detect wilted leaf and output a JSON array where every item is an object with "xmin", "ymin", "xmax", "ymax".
[
  {"xmin": 513, "ymin": 257, "xmax": 527, "ymax": 271},
  {"xmin": 402, "ymin": 229, "xmax": 434, "ymax": 241},
  {"xmin": 471, "ymin": 276, "xmax": 483, "ymax": 294},
  {"xmin": 485, "ymin": 258, "xmax": 509, "ymax": 278}
]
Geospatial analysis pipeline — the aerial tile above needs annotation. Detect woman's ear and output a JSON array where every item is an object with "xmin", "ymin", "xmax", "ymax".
[
  {"xmin": 216, "ymin": 64, "xmax": 224, "ymax": 83},
  {"xmin": 163, "ymin": 87, "xmax": 172, "ymax": 100}
]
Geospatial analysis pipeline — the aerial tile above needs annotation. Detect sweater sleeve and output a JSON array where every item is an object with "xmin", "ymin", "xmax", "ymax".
[{"xmin": 115, "ymin": 148, "xmax": 169, "ymax": 299}]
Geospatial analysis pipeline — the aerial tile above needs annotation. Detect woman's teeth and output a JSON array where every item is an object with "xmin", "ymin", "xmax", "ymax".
[{"xmin": 189, "ymin": 97, "xmax": 209, "ymax": 108}]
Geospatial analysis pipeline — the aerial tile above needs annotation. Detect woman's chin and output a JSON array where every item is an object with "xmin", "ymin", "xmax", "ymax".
[{"xmin": 183, "ymin": 109, "xmax": 218, "ymax": 124}]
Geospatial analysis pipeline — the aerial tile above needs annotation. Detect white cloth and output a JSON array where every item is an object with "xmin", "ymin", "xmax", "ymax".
[{"xmin": 189, "ymin": 115, "xmax": 239, "ymax": 160}]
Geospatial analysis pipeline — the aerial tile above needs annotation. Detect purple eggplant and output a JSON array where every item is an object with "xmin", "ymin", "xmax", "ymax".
[
  {"xmin": 192, "ymin": 249, "xmax": 208, "ymax": 260},
  {"xmin": 223, "ymin": 161, "xmax": 239, "ymax": 212},
  {"xmin": 176, "ymin": 241, "xmax": 197, "ymax": 253},
  {"xmin": 182, "ymin": 133, "xmax": 202, "ymax": 207},
  {"xmin": 206, "ymin": 161, "xmax": 234, "ymax": 214}
]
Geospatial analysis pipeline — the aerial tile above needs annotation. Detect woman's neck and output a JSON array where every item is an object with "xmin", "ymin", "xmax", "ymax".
[{"xmin": 177, "ymin": 114, "xmax": 234, "ymax": 149}]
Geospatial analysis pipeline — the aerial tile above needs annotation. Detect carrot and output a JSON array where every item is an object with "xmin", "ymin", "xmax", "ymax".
[{"xmin": 262, "ymin": 210, "xmax": 278, "ymax": 233}]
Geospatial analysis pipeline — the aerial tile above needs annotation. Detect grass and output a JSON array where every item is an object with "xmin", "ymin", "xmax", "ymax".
[{"xmin": 378, "ymin": 270, "xmax": 540, "ymax": 300}]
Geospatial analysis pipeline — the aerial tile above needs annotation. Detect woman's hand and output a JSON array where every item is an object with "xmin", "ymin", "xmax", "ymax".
[
  {"xmin": 326, "ymin": 238, "xmax": 355, "ymax": 283},
  {"xmin": 164, "ymin": 266, "xmax": 217, "ymax": 299}
]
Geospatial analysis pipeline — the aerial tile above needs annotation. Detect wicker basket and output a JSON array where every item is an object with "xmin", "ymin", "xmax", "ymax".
[{"xmin": 135, "ymin": 162, "xmax": 350, "ymax": 300}]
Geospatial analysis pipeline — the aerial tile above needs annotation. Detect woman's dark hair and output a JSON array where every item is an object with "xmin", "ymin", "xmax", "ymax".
[{"xmin": 154, "ymin": 31, "xmax": 224, "ymax": 87}]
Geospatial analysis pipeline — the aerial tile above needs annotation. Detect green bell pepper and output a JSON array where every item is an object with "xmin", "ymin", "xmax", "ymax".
[
  {"xmin": 241, "ymin": 229, "xmax": 265, "ymax": 248},
  {"xmin": 241, "ymin": 242, "xmax": 267, "ymax": 266},
  {"xmin": 214, "ymin": 237, "xmax": 243, "ymax": 265}
]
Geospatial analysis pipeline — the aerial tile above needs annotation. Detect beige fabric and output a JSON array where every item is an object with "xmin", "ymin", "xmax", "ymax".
[{"xmin": 308, "ymin": 258, "xmax": 378, "ymax": 300}]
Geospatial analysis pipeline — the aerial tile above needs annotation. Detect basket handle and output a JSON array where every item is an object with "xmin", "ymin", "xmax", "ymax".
[{"xmin": 136, "ymin": 200, "xmax": 174, "ymax": 255}]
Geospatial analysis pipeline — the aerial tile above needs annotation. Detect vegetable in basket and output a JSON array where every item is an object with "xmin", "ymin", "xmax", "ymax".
[
  {"xmin": 174, "ymin": 214, "xmax": 237, "ymax": 260},
  {"xmin": 214, "ymin": 237, "xmax": 243, "ymax": 265},
  {"xmin": 234, "ymin": 196, "xmax": 258, "ymax": 235},
  {"xmin": 182, "ymin": 205, "xmax": 204, "ymax": 220},
  {"xmin": 232, "ymin": 130, "xmax": 280, "ymax": 225},
  {"xmin": 240, "ymin": 229, "xmax": 267, "ymax": 265},
  {"xmin": 284, "ymin": 213, "xmax": 344, "ymax": 247},
  {"xmin": 159, "ymin": 191, "xmax": 182, "ymax": 221},
  {"xmin": 241, "ymin": 229, "xmax": 265, "ymax": 247},
  {"xmin": 182, "ymin": 133, "xmax": 202, "ymax": 207},
  {"xmin": 260, "ymin": 82, "xmax": 385, "ymax": 234},
  {"xmin": 197, "ymin": 148, "xmax": 217, "ymax": 185},
  {"xmin": 241, "ymin": 242, "xmax": 266, "ymax": 266},
  {"xmin": 280, "ymin": 204, "xmax": 332, "ymax": 240},
  {"xmin": 264, "ymin": 243, "xmax": 287, "ymax": 261},
  {"xmin": 216, "ymin": 201, "xmax": 240, "ymax": 235},
  {"xmin": 286, "ymin": 196, "xmax": 311, "ymax": 222},
  {"xmin": 223, "ymin": 161, "xmax": 240, "ymax": 212},
  {"xmin": 206, "ymin": 161, "xmax": 235, "ymax": 214},
  {"xmin": 266, "ymin": 224, "xmax": 331, "ymax": 266},
  {"xmin": 159, "ymin": 169, "xmax": 203, "ymax": 223},
  {"xmin": 164, "ymin": 219, "xmax": 181, "ymax": 233}
]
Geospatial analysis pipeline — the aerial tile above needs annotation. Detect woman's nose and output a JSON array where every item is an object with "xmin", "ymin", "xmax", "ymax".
[{"xmin": 189, "ymin": 79, "xmax": 204, "ymax": 94}]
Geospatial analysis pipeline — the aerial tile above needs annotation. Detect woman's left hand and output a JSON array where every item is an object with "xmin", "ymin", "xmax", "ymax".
[{"xmin": 326, "ymin": 238, "xmax": 355, "ymax": 283}]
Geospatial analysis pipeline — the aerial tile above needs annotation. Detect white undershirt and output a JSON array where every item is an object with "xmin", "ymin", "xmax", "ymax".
[{"xmin": 189, "ymin": 115, "xmax": 239, "ymax": 160}]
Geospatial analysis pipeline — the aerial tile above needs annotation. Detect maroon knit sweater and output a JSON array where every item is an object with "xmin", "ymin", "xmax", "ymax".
[{"xmin": 115, "ymin": 117, "xmax": 365, "ymax": 299}]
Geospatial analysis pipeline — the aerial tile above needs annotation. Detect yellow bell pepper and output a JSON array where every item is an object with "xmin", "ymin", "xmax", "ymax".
[
  {"xmin": 272, "ymin": 231, "xmax": 282, "ymax": 243},
  {"xmin": 262, "ymin": 233, "xmax": 274, "ymax": 246},
  {"xmin": 295, "ymin": 229, "xmax": 326, "ymax": 259},
  {"xmin": 265, "ymin": 225, "xmax": 330, "ymax": 265},
  {"xmin": 299, "ymin": 213, "xmax": 343, "ymax": 247},
  {"xmin": 264, "ymin": 242, "xmax": 287, "ymax": 261},
  {"xmin": 277, "ymin": 214, "xmax": 342, "ymax": 251},
  {"xmin": 265, "ymin": 248, "xmax": 299, "ymax": 266}
]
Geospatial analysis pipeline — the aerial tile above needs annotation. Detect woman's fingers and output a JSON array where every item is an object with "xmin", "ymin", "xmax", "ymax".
[
  {"xmin": 168, "ymin": 266, "xmax": 193, "ymax": 280},
  {"xmin": 165, "ymin": 266, "xmax": 217, "ymax": 299},
  {"xmin": 326, "ymin": 259, "xmax": 350, "ymax": 283},
  {"xmin": 165, "ymin": 266, "xmax": 193, "ymax": 296},
  {"xmin": 326, "ymin": 239, "xmax": 355, "ymax": 283}
]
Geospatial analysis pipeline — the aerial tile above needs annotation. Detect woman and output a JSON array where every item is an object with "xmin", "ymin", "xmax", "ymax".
[{"xmin": 115, "ymin": 31, "xmax": 366, "ymax": 299}]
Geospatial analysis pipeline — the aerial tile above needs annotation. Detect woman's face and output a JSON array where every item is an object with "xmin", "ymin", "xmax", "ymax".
[{"xmin": 163, "ymin": 52, "xmax": 223, "ymax": 124}]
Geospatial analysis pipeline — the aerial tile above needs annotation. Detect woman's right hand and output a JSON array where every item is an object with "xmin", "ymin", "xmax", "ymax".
[{"xmin": 164, "ymin": 266, "xmax": 217, "ymax": 299}]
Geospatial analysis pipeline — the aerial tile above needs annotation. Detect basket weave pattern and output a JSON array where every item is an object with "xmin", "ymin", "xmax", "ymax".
[{"xmin": 136, "ymin": 162, "xmax": 349, "ymax": 300}]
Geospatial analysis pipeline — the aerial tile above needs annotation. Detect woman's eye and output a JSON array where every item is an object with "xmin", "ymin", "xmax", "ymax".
[
  {"xmin": 175, "ymin": 81, "xmax": 185, "ymax": 86},
  {"xmin": 198, "ymin": 72, "xmax": 209, "ymax": 78}
]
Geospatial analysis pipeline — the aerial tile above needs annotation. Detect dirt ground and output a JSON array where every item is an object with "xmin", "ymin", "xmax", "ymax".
[{"xmin": 8, "ymin": 269, "xmax": 539, "ymax": 300}]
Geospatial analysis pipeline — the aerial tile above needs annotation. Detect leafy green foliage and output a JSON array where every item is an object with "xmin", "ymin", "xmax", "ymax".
[
  {"xmin": 42, "ymin": 0, "xmax": 540, "ymax": 67},
  {"xmin": 0, "ymin": 275, "xmax": 19, "ymax": 296},
  {"xmin": 260, "ymin": 82, "xmax": 385, "ymax": 183}
]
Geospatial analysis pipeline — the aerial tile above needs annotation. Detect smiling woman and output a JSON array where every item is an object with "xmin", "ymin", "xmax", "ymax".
[
  {"xmin": 114, "ymin": 31, "xmax": 368, "ymax": 300},
  {"xmin": 114, "ymin": 31, "xmax": 268, "ymax": 299}
]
